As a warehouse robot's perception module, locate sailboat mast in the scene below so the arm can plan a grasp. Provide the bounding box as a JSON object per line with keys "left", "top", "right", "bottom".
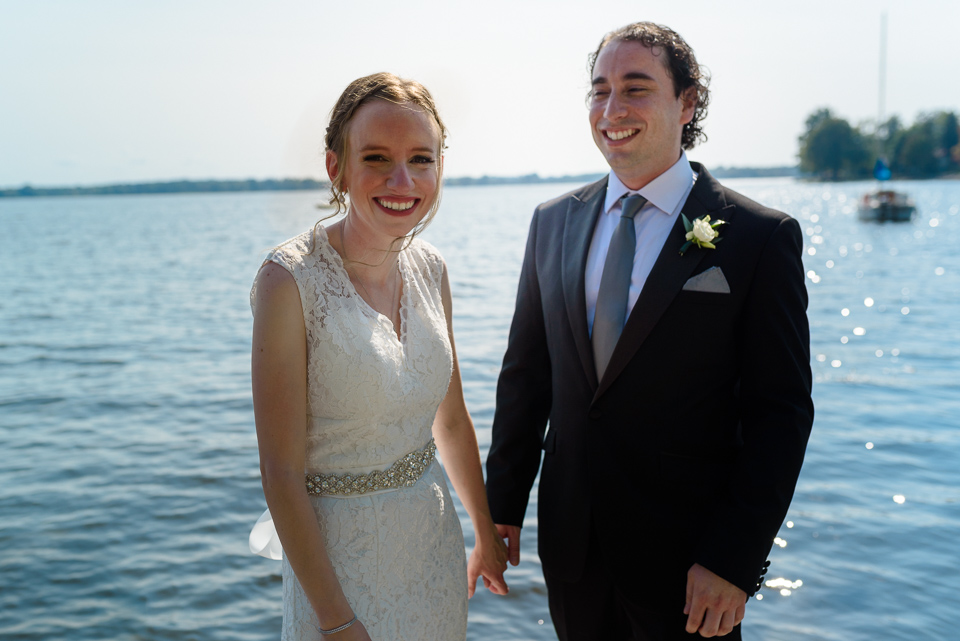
{"left": 879, "top": 12, "right": 887, "bottom": 124}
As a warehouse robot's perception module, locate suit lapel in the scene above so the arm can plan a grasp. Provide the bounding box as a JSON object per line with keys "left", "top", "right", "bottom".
{"left": 594, "top": 165, "right": 734, "bottom": 399}
{"left": 562, "top": 178, "right": 607, "bottom": 390}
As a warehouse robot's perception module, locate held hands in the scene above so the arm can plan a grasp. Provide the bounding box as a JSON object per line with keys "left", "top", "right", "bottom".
{"left": 684, "top": 563, "right": 747, "bottom": 637}
{"left": 467, "top": 523, "right": 510, "bottom": 597}
{"left": 495, "top": 524, "right": 521, "bottom": 567}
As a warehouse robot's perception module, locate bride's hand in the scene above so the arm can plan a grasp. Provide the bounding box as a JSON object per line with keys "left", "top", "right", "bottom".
{"left": 467, "top": 524, "right": 510, "bottom": 597}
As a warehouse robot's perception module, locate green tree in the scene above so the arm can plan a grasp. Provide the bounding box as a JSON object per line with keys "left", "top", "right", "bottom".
{"left": 799, "top": 108, "right": 872, "bottom": 180}
{"left": 892, "top": 114, "right": 940, "bottom": 178}
{"left": 933, "top": 111, "right": 960, "bottom": 172}
{"left": 876, "top": 115, "right": 904, "bottom": 163}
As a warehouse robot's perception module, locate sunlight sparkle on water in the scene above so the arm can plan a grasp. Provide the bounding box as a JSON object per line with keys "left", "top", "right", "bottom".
{"left": 853, "top": 327, "right": 865, "bottom": 336}
{"left": 786, "top": 521, "right": 794, "bottom": 528}
{"left": 841, "top": 308, "right": 850, "bottom": 316}
{"left": 831, "top": 360, "right": 842, "bottom": 368}
{"left": 901, "top": 307, "right": 910, "bottom": 315}
{"left": 893, "top": 495, "right": 906, "bottom": 504}
{"left": 935, "top": 267, "right": 945, "bottom": 276}
{"left": 774, "top": 537, "right": 787, "bottom": 548}
{"left": 866, "top": 442, "right": 874, "bottom": 450}
{"left": 766, "top": 578, "right": 803, "bottom": 589}
{"left": 766, "top": 578, "right": 803, "bottom": 598}
{"left": 864, "top": 297, "right": 874, "bottom": 307}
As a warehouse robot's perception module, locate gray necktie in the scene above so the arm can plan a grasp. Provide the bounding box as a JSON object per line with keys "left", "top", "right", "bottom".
{"left": 592, "top": 194, "right": 647, "bottom": 378}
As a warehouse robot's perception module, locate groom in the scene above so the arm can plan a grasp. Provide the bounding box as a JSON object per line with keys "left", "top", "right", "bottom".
{"left": 486, "top": 22, "right": 813, "bottom": 640}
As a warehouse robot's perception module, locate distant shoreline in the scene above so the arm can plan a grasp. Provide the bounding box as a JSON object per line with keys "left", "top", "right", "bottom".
{"left": 0, "top": 166, "right": 800, "bottom": 199}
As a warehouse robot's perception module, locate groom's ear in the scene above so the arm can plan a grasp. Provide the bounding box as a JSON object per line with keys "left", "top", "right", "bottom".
{"left": 679, "top": 86, "right": 697, "bottom": 125}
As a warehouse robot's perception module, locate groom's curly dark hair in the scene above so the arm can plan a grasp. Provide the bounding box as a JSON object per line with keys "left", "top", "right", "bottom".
{"left": 588, "top": 22, "right": 711, "bottom": 150}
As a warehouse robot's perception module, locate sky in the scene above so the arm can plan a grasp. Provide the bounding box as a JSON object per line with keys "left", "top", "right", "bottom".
{"left": 2, "top": 0, "right": 959, "bottom": 188}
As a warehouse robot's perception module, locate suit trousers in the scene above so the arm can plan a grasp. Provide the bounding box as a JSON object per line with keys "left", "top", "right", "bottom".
{"left": 545, "top": 522, "right": 742, "bottom": 641}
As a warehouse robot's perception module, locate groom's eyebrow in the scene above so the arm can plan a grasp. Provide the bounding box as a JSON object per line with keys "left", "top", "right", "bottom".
{"left": 591, "top": 71, "right": 656, "bottom": 86}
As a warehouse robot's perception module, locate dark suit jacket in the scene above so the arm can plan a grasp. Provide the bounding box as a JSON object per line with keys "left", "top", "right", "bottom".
{"left": 486, "top": 163, "right": 813, "bottom": 610}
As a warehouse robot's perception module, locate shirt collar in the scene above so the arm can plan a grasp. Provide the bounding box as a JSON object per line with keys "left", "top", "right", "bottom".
{"left": 603, "top": 150, "right": 695, "bottom": 217}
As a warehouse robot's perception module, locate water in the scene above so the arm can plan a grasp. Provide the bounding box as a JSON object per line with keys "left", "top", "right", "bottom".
{"left": 1, "top": 178, "right": 958, "bottom": 640}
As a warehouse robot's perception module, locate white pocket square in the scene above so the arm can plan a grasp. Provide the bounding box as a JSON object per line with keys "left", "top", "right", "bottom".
{"left": 683, "top": 266, "right": 730, "bottom": 294}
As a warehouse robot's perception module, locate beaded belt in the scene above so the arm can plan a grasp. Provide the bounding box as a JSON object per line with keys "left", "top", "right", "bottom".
{"left": 305, "top": 439, "right": 437, "bottom": 496}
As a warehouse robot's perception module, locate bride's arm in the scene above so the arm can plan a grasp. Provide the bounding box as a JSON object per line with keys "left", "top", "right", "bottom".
{"left": 433, "top": 264, "right": 509, "bottom": 598}
{"left": 252, "top": 263, "right": 371, "bottom": 639}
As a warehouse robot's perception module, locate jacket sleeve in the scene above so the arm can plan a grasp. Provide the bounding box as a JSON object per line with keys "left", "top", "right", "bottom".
{"left": 485, "top": 208, "right": 554, "bottom": 527}
{"left": 696, "top": 215, "right": 814, "bottom": 595}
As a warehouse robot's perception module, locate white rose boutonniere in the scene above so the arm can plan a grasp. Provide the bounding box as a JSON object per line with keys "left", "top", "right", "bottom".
{"left": 680, "top": 213, "right": 728, "bottom": 255}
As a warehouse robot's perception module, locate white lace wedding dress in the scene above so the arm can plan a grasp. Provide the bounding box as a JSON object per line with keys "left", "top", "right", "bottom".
{"left": 250, "top": 226, "right": 467, "bottom": 640}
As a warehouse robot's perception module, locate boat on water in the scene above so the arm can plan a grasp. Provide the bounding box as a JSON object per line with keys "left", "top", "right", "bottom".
{"left": 858, "top": 14, "right": 915, "bottom": 224}
{"left": 857, "top": 188, "right": 915, "bottom": 222}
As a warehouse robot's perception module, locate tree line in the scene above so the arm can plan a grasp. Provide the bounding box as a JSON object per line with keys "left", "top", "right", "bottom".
{"left": 0, "top": 168, "right": 802, "bottom": 200}
{"left": 798, "top": 108, "right": 960, "bottom": 181}
{"left": 0, "top": 178, "right": 329, "bottom": 198}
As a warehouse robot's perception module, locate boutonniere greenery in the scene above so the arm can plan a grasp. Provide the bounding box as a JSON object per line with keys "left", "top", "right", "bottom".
{"left": 680, "top": 214, "right": 728, "bottom": 255}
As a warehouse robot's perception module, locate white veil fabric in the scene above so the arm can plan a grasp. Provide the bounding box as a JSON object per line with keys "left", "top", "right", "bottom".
{"left": 249, "top": 509, "right": 283, "bottom": 560}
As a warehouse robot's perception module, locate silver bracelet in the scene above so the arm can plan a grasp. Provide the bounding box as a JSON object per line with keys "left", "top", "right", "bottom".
{"left": 317, "top": 614, "right": 357, "bottom": 636}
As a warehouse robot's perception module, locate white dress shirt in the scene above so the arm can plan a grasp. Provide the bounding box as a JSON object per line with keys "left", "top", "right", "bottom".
{"left": 586, "top": 151, "right": 697, "bottom": 334}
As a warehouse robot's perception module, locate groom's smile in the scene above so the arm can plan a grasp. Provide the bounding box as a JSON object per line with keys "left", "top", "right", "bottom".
{"left": 603, "top": 128, "right": 639, "bottom": 141}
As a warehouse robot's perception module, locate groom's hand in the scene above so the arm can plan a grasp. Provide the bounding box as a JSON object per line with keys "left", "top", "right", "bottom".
{"left": 684, "top": 563, "right": 747, "bottom": 637}
{"left": 495, "top": 524, "right": 521, "bottom": 566}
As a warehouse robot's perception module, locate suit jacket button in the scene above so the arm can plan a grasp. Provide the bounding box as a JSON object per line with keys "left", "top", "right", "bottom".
{"left": 589, "top": 409, "right": 602, "bottom": 419}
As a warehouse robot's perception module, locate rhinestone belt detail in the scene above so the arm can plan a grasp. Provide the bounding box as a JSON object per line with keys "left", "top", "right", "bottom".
{"left": 305, "top": 439, "right": 436, "bottom": 496}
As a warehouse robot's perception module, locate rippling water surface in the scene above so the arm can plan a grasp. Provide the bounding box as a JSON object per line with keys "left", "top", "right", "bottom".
{"left": 1, "top": 178, "right": 958, "bottom": 640}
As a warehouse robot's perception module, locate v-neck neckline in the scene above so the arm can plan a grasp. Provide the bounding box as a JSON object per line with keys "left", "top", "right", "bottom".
{"left": 319, "top": 225, "right": 408, "bottom": 345}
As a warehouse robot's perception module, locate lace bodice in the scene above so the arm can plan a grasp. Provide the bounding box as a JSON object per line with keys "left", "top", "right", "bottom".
{"left": 251, "top": 226, "right": 454, "bottom": 476}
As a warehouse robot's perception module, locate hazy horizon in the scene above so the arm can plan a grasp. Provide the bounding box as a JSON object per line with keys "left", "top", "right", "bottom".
{"left": 1, "top": 165, "right": 806, "bottom": 191}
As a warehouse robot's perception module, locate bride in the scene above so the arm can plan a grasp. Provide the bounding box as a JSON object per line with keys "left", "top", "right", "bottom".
{"left": 250, "top": 73, "right": 508, "bottom": 639}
